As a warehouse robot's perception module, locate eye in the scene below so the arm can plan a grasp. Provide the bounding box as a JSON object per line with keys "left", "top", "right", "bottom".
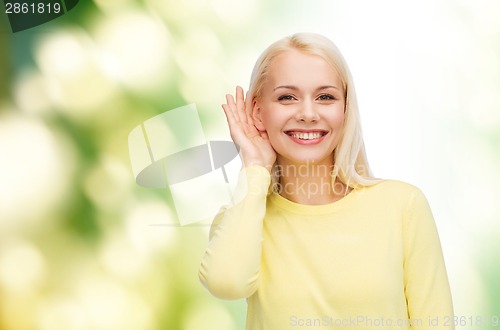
{"left": 317, "top": 94, "right": 336, "bottom": 101}
{"left": 277, "top": 94, "right": 296, "bottom": 101}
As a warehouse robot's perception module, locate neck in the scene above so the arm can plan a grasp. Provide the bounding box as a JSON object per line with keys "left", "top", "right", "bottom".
{"left": 276, "top": 157, "right": 349, "bottom": 205}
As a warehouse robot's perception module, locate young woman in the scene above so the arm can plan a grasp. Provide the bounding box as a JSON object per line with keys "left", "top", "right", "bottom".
{"left": 199, "top": 33, "right": 454, "bottom": 330}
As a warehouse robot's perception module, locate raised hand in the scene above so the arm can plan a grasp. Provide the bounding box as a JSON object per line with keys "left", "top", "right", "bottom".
{"left": 222, "top": 86, "right": 276, "bottom": 171}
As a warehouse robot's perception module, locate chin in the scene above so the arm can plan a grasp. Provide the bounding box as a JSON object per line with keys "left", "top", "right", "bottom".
{"left": 277, "top": 151, "right": 334, "bottom": 166}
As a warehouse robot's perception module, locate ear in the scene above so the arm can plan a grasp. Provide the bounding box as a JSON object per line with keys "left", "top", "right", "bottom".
{"left": 251, "top": 99, "right": 266, "bottom": 131}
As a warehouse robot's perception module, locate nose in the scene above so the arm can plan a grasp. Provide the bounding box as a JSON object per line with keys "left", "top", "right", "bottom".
{"left": 295, "top": 100, "right": 320, "bottom": 122}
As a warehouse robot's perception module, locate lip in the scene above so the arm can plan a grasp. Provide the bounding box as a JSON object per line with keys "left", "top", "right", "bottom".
{"left": 284, "top": 129, "right": 329, "bottom": 145}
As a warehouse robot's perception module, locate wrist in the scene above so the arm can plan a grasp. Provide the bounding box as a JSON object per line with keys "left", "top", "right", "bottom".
{"left": 242, "top": 160, "right": 273, "bottom": 173}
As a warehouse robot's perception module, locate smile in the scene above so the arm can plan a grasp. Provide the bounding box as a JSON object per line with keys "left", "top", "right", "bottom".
{"left": 284, "top": 130, "right": 329, "bottom": 145}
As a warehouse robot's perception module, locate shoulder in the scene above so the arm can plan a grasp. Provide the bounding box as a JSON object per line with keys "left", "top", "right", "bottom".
{"left": 363, "top": 179, "right": 422, "bottom": 195}
{"left": 359, "top": 179, "right": 428, "bottom": 209}
{"left": 368, "top": 179, "right": 421, "bottom": 193}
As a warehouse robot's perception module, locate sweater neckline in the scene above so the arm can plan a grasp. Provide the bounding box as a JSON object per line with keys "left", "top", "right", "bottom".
{"left": 269, "top": 186, "right": 361, "bottom": 215}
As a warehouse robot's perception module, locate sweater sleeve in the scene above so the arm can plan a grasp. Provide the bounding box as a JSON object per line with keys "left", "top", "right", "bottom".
{"left": 403, "top": 188, "right": 455, "bottom": 329}
{"left": 198, "top": 165, "right": 270, "bottom": 300}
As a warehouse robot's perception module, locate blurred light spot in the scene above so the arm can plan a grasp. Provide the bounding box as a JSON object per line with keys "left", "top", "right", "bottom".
{"left": 125, "top": 201, "right": 178, "bottom": 254}
{"left": 0, "top": 293, "right": 39, "bottom": 330}
{"left": 99, "top": 233, "right": 149, "bottom": 279}
{"left": 35, "top": 29, "right": 117, "bottom": 116}
{"left": 173, "top": 29, "right": 226, "bottom": 106}
{"left": 210, "top": 0, "right": 256, "bottom": 24}
{"left": 83, "top": 155, "right": 134, "bottom": 211}
{"left": 36, "top": 30, "right": 86, "bottom": 77}
{"left": 76, "top": 279, "right": 153, "bottom": 329}
{"left": 0, "top": 240, "right": 46, "bottom": 292}
{"left": 93, "top": 10, "right": 171, "bottom": 92}
{"left": 0, "top": 115, "right": 74, "bottom": 232}
{"left": 182, "top": 299, "right": 235, "bottom": 330}
{"left": 93, "top": 0, "right": 134, "bottom": 12}
{"left": 173, "top": 28, "right": 221, "bottom": 79}
{"left": 14, "top": 70, "right": 52, "bottom": 115}
{"left": 225, "top": 46, "right": 260, "bottom": 90}
{"left": 145, "top": 0, "right": 209, "bottom": 24}
{"left": 179, "top": 75, "right": 226, "bottom": 108}
{"left": 37, "top": 297, "right": 87, "bottom": 330}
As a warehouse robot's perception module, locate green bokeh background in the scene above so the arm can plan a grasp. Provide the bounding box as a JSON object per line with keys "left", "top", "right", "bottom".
{"left": 1, "top": 0, "right": 499, "bottom": 329}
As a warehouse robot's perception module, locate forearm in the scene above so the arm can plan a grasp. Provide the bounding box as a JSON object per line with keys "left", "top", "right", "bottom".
{"left": 198, "top": 165, "right": 270, "bottom": 299}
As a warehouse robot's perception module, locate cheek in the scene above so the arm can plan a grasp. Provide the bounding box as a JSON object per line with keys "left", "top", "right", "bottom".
{"left": 260, "top": 108, "right": 285, "bottom": 131}
{"left": 327, "top": 107, "right": 345, "bottom": 129}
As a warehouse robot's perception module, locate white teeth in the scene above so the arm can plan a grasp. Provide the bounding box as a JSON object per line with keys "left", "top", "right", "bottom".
{"left": 290, "top": 132, "right": 323, "bottom": 140}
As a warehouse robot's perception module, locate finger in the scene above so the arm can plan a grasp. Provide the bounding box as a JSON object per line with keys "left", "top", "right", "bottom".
{"left": 225, "top": 93, "right": 239, "bottom": 123}
{"left": 235, "top": 86, "right": 248, "bottom": 124}
{"left": 245, "top": 90, "right": 254, "bottom": 125}
{"left": 226, "top": 93, "right": 236, "bottom": 109}
{"left": 221, "top": 103, "right": 236, "bottom": 127}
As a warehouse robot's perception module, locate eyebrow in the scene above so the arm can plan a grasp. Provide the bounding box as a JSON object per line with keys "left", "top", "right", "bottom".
{"left": 273, "top": 85, "right": 340, "bottom": 92}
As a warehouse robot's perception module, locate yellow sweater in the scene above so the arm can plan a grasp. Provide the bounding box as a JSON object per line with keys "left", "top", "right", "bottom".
{"left": 199, "top": 166, "right": 454, "bottom": 329}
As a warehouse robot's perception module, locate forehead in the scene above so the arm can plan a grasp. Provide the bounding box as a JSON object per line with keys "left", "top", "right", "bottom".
{"left": 266, "top": 50, "right": 343, "bottom": 88}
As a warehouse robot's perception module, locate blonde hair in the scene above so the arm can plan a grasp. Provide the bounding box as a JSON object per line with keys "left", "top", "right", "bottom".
{"left": 248, "top": 32, "right": 379, "bottom": 188}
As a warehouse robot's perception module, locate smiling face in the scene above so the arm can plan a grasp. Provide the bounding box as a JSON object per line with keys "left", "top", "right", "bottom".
{"left": 253, "top": 49, "right": 346, "bottom": 167}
